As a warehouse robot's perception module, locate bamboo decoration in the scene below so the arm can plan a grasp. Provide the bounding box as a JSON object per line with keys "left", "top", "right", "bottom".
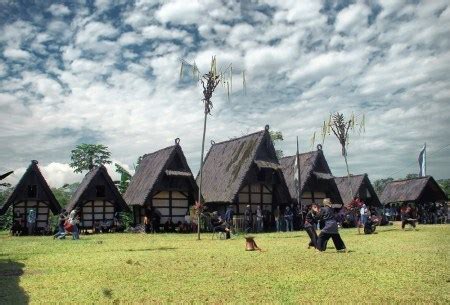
{"left": 180, "top": 56, "right": 245, "bottom": 240}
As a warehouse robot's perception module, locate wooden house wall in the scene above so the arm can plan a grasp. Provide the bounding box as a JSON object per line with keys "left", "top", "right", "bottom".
{"left": 13, "top": 200, "right": 50, "bottom": 229}
{"left": 133, "top": 175, "right": 196, "bottom": 224}
{"left": 79, "top": 200, "right": 115, "bottom": 229}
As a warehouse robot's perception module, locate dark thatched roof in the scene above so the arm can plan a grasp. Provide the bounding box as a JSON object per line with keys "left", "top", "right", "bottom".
{"left": 66, "top": 165, "right": 129, "bottom": 212}
{"left": 380, "top": 176, "right": 447, "bottom": 204}
{"left": 197, "top": 128, "right": 290, "bottom": 204}
{"left": 124, "top": 144, "right": 197, "bottom": 206}
{"left": 279, "top": 150, "right": 338, "bottom": 202}
{"left": 0, "top": 160, "right": 61, "bottom": 215}
{"left": 334, "top": 174, "right": 381, "bottom": 206}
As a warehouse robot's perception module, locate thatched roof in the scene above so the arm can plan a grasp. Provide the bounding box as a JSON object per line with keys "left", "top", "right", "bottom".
{"left": 279, "top": 150, "right": 336, "bottom": 201}
{"left": 334, "top": 174, "right": 381, "bottom": 206}
{"left": 197, "top": 127, "right": 290, "bottom": 204}
{"left": 380, "top": 176, "right": 447, "bottom": 204}
{"left": 124, "top": 143, "right": 197, "bottom": 206}
{"left": 66, "top": 165, "right": 129, "bottom": 212}
{"left": 0, "top": 160, "right": 61, "bottom": 215}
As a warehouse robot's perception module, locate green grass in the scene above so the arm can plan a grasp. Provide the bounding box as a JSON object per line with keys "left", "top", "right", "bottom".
{"left": 1, "top": 223, "right": 449, "bottom": 304}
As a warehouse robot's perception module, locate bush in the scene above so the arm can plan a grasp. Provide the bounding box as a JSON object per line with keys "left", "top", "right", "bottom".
{"left": 0, "top": 206, "right": 13, "bottom": 230}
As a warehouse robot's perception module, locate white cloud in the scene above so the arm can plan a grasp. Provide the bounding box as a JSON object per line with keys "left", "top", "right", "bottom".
{"left": 335, "top": 2, "right": 371, "bottom": 33}
{"left": 48, "top": 4, "right": 71, "bottom": 16}
{"left": 155, "top": 0, "right": 202, "bottom": 25}
{"left": 0, "top": 0, "right": 450, "bottom": 185}
{"left": 3, "top": 48, "right": 31, "bottom": 60}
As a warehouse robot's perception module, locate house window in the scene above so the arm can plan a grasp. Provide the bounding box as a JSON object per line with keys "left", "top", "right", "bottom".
{"left": 27, "top": 185, "right": 37, "bottom": 198}
{"left": 96, "top": 185, "right": 106, "bottom": 197}
{"left": 257, "top": 169, "right": 266, "bottom": 182}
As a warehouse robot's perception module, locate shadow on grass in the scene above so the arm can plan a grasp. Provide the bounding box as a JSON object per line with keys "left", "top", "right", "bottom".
{"left": 0, "top": 259, "right": 28, "bottom": 304}
{"left": 126, "top": 247, "right": 177, "bottom": 252}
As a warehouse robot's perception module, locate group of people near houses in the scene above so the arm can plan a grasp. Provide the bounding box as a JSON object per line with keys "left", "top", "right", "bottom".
{"left": 53, "top": 209, "right": 80, "bottom": 240}
{"left": 383, "top": 202, "right": 447, "bottom": 224}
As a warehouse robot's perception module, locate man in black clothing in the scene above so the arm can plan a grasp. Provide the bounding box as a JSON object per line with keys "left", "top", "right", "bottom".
{"left": 317, "top": 198, "right": 347, "bottom": 252}
{"left": 401, "top": 205, "right": 417, "bottom": 230}
{"left": 304, "top": 204, "right": 319, "bottom": 249}
{"left": 211, "top": 212, "right": 230, "bottom": 239}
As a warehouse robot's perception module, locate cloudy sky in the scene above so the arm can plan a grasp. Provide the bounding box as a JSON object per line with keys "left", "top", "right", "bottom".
{"left": 1, "top": 0, "right": 449, "bottom": 188}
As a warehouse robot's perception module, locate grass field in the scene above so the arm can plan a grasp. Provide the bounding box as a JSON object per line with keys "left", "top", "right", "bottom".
{"left": 1, "top": 223, "right": 449, "bottom": 304}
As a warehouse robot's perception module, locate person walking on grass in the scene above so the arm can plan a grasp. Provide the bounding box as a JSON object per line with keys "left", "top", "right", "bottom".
{"left": 304, "top": 204, "right": 320, "bottom": 249}
{"left": 317, "top": 198, "right": 347, "bottom": 253}
{"left": 284, "top": 206, "right": 293, "bottom": 232}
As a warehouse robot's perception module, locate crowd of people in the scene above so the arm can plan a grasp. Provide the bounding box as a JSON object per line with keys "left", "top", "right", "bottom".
{"left": 383, "top": 202, "right": 447, "bottom": 224}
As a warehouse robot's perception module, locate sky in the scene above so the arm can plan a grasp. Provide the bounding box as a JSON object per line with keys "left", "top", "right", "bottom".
{"left": 1, "top": 0, "right": 449, "bottom": 188}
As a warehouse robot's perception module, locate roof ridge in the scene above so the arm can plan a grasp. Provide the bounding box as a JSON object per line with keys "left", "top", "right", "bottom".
{"left": 280, "top": 151, "right": 318, "bottom": 160}
{"left": 141, "top": 145, "right": 176, "bottom": 159}
{"left": 210, "top": 129, "right": 265, "bottom": 146}
{"left": 390, "top": 176, "right": 430, "bottom": 183}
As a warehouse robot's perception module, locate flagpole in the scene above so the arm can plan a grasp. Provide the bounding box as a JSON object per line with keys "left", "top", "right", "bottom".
{"left": 296, "top": 136, "right": 302, "bottom": 215}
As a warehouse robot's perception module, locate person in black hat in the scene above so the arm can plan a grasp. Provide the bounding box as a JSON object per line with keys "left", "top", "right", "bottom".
{"left": 317, "top": 198, "right": 347, "bottom": 252}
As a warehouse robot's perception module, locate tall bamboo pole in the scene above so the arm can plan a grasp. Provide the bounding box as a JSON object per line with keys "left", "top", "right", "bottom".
{"left": 197, "top": 108, "right": 208, "bottom": 240}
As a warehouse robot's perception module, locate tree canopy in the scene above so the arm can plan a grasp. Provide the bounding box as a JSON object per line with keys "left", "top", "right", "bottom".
{"left": 70, "top": 144, "right": 112, "bottom": 173}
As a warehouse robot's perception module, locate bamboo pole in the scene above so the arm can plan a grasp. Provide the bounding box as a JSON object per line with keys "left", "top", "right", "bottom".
{"left": 197, "top": 108, "right": 208, "bottom": 240}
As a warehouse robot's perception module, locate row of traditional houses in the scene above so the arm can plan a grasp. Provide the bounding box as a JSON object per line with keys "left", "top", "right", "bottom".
{"left": 0, "top": 126, "right": 447, "bottom": 232}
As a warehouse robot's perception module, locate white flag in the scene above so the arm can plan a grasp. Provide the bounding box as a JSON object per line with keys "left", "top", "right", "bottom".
{"left": 418, "top": 143, "right": 426, "bottom": 177}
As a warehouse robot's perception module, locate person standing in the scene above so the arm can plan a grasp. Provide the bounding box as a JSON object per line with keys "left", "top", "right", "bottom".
{"left": 27, "top": 208, "right": 36, "bottom": 235}
{"left": 274, "top": 206, "right": 282, "bottom": 232}
{"left": 358, "top": 202, "right": 369, "bottom": 235}
{"left": 317, "top": 198, "right": 347, "bottom": 252}
{"left": 224, "top": 205, "right": 234, "bottom": 225}
{"left": 284, "top": 206, "right": 293, "bottom": 232}
{"left": 255, "top": 206, "right": 264, "bottom": 233}
{"left": 69, "top": 209, "right": 80, "bottom": 240}
{"left": 244, "top": 205, "right": 253, "bottom": 234}
{"left": 304, "top": 204, "right": 320, "bottom": 249}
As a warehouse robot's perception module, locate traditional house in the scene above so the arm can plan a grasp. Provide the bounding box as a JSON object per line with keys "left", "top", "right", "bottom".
{"left": 380, "top": 176, "right": 447, "bottom": 205}
{"left": 279, "top": 146, "right": 342, "bottom": 208}
{"left": 334, "top": 174, "right": 380, "bottom": 207}
{"left": 66, "top": 165, "right": 129, "bottom": 229}
{"left": 124, "top": 139, "right": 198, "bottom": 225}
{"left": 198, "top": 126, "right": 291, "bottom": 215}
{"left": 0, "top": 160, "right": 61, "bottom": 233}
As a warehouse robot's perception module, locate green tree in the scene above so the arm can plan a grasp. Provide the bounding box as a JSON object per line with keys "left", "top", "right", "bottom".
{"left": 0, "top": 184, "right": 13, "bottom": 230}
{"left": 115, "top": 163, "right": 132, "bottom": 194}
{"left": 405, "top": 173, "right": 419, "bottom": 179}
{"left": 437, "top": 179, "right": 450, "bottom": 197}
{"left": 70, "top": 144, "right": 112, "bottom": 173}
{"left": 373, "top": 177, "right": 394, "bottom": 196}
{"left": 269, "top": 130, "right": 284, "bottom": 159}
{"left": 51, "top": 183, "right": 79, "bottom": 208}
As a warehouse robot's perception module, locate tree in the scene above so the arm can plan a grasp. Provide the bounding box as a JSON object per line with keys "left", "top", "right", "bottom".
{"left": 51, "top": 183, "right": 79, "bottom": 208}
{"left": 405, "top": 173, "right": 419, "bottom": 179}
{"left": 115, "top": 163, "right": 132, "bottom": 194}
{"left": 269, "top": 130, "right": 284, "bottom": 159}
{"left": 181, "top": 56, "right": 244, "bottom": 240}
{"left": 373, "top": 177, "right": 394, "bottom": 196}
{"left": 317, "top": 112, "right": 365, "bottom": 199}
{"left": 70, "top": 144, "right": 112, "bottom": 173}
{"left": 437, "top": 179, "right": 450, "bottom": 197}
